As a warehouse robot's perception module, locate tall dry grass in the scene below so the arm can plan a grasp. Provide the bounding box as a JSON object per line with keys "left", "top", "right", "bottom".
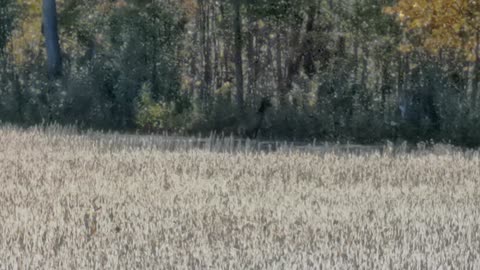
{"left": 0, "top": 125, "right": 479, "bottom": 269}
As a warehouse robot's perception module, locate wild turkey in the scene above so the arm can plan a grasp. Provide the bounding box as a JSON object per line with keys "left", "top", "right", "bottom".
{"left": 244, "top": 97, "right": 272, "bottom": 139}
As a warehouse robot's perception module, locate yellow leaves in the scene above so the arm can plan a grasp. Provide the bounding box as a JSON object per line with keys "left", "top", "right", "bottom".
{"left": 181, "top": 74, "right": 193, "bottom": 90}
{"left": 466, "top": 52, "right": 477, "bottom": 62}
{"left": 382, "top": 6, "right": 406, "bottom": 21}
{"left": 7, "top": 2, "right": 42, "bottom": 66}
{"left": 215, "top": 82, "right": 233, "bottom": 97}
{"left": 384, "top": 0, "right": 480, "bottom": 60}
{"left": 452, "top": 22, "right": 462, "bottom": 33}
{"left": 180, "top": 0, "right": 198, "bottom": 18}
{"left": 382, "top": 6, "right": 395, "bottom": 15}
{"left": 16, "top": 0, "right": 42, "bottom": 14}
{"left": 410, "top": 18, "right": 425, "bottom": 28}
{"left": 115, "top": 0, "right": 128, "bottom": 9}
{"left": 257, "top": 19, "right": 266, "bottom": 29}
{"left": 398, "top": 43, "right": 414, "bottom": 53}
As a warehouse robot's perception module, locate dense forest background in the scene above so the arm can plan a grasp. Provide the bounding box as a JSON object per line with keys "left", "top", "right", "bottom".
{"left": 1, "top": 0, "right": 479, "bottom": 145}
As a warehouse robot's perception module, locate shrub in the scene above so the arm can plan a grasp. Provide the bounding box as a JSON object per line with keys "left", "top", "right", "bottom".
{"left": 135, "top": 87, "right": 191, "bottom": 134}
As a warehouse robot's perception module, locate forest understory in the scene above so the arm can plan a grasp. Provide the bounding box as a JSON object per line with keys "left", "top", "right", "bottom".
{"left": 1, "top": 0, "right": 480, "bottom": 146}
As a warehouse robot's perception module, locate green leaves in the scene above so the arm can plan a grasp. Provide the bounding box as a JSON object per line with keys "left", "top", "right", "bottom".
{"left": 246, "top": 0, "right": 304, "bottom": 23}
{"left": 0, "top": 0, "right": 17, "bottom": 52}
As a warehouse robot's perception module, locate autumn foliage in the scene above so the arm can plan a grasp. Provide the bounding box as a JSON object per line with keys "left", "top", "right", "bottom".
{"left": 385, "top": 0, "right": 480, "bottom": 60}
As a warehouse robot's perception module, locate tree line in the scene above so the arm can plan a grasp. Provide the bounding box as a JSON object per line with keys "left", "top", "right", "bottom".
{"left": 1, "top": 0, "right": 479, "bottom": 146}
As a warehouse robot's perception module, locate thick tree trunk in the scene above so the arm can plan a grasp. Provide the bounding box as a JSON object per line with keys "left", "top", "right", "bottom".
{"left": 42, "top": 0, "right": 62, "bottom": 79}
{"left": 233, "top": 0, "right": 244, "bottom": 110}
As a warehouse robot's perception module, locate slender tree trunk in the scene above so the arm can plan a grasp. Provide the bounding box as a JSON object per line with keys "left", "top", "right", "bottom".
{"left": 303, "top": 3, "right": 317, "bottom": 78}
{"left": 280, "top": 26, "right": 302, "bottom": 106}
{"left": 198, "top": 0, "right": 206, "bottom": 102}
{"left": 223, "top": 40, "right": 231, "bottom": 83}
{"left": 360, "top": 46, "right": 369, "bottom": 90}
{"left": 380, "top": 60, "right": 391, "bottom": 117}
{"left": 404, "top": 53, "right": 410, "bottom": 94}
{"left": 396, "top": 54, "right": 404, "bottom": 99}
{"left": 190, "top": 31, "right": 198, "bottom": 97}
{"left": 460, "top": 60, "right": 468, "bottom": 96}
{"left": 266, "top": 30, "right": 274, "bottom": 93}
{"left": 246, "top": 16, "right": 257, "bottom": 108}
{"left": 203, "top": 0, "right": 212, "bottom": 103}
{"left": 254, "top": 26, "right": 263, "bottom": 94}
{"left": 219, "top": 1, "right": 231, "bottom": 84}
{"left": 212, "top": 4, "right": 222, "bottom": 89}
{"left": 149, "top": 11, "right": 160, "bottom": 99}
{"left": 471, "top": 31, "right": 480, "bottom": 111}
{"left": 233, "top": 0, "right": 244, "bottom": 110}
{"left": 275, "top": 32, "right": 284, "bottom": 99}
{"left": 152, "top": 38, "right": 158, "bottom": 97}
{"left": 353, "top": 37, "right": 359, "bottom": 83}
{"left": 360, "top": 45, "right": 370, "bottom": 111}
{"left": 13, "top": 70, "right": 24, "bottom": 122}
{"left": 42, "top": 0, "right": 62, "bottom": 79}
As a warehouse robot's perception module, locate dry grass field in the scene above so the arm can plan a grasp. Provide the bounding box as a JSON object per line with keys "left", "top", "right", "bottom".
{"left": 1, "top": 126, "right": 480, "bottom": 269}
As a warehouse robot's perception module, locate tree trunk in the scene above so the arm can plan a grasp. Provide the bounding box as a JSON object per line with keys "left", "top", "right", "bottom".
{"left": 246, "top": 16, "right": 256, "bottom": 108}
{"left": 396, "top": 54, "right": 404, "bottom": 98}
{"left": 42, "top": 0, "right": 62, "bottom": 79}
{"left": 303, "top": 4, "right": 317, "bottom": 78}
{"left": 219, "top": 1, "right": 231, "bottom": 84}
{"left": 380, "top": 60, "right": 391, "bottom": 117}
{"left": 198, "top": 0, "right": 206, "bottom": 102}
{"left": 266, "top": 30, "right": 274, "bottom": 92}
{"left": 278, "top": 3, "right": 316, "bottom": 106}
{"left": 279, "top": 26, "right": 302, "bottom": 106}
{"left": 190, "top": 31, "right": 198, "bottom": 97}
{"left": 359, "top": 45, "right": 370, "bottom": 111}
{"left": 212, "top": 4, "right": 222, "bottom": 89}
{"left": 197, "top": 0, "right": 212, "bottom": 104}
{"left": 360, "top": 46, "right": 369, "bottom": 90}
{"left": 471, "top": 31, "right": 480, "bottom": 111}
{"left": 353, "top": 37, "right": 359, "bottom": 82}
{"left": 233, "top": 0, "right": 244, "bottom": 110}
{"left": 203, "top": 0, "right": 212, "bottom": 101}
{"left": 275, "top": 32, "right": 283, "bottom": 97}
{"left": 13, "top": 71, "right": 24, "bottom": 122}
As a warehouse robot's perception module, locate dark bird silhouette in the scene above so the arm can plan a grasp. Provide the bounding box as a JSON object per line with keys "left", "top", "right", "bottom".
{"left": 245, "top": 97, "right": 272, "bottom": 139}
